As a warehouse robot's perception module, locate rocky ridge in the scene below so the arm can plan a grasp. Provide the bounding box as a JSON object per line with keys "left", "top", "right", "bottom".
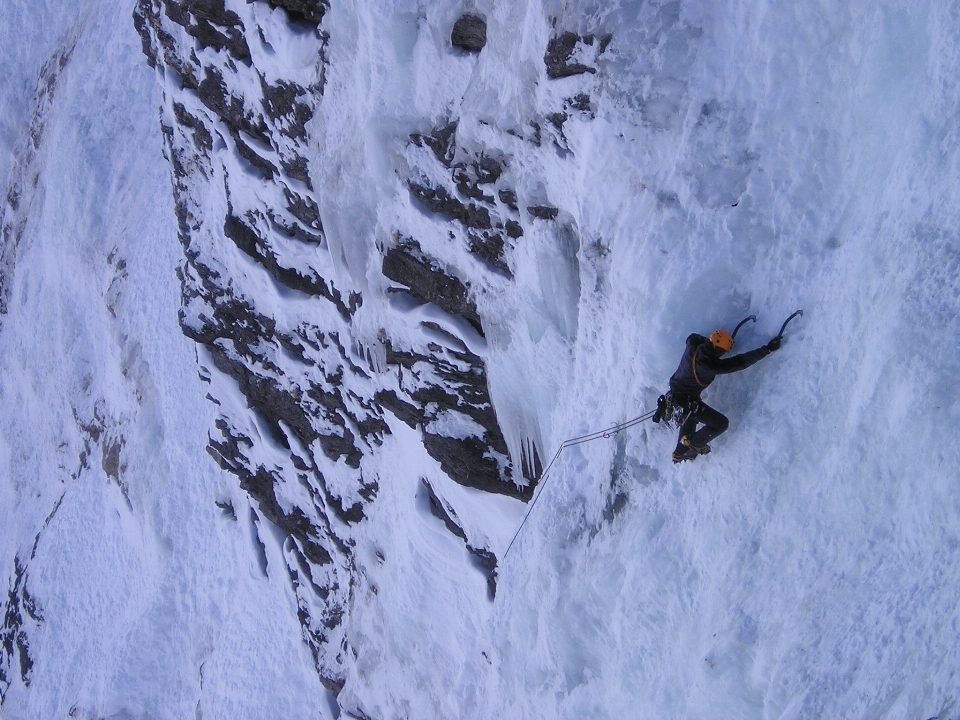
{"left": 133, "top": 0, "right": 610, "bottom": 704}
{"left": 131, "top": 0, "right": 553, "bottom": 696}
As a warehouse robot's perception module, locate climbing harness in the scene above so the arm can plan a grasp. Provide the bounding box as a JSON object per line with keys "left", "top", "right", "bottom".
{"left": 502, "top": 407, "right": 657, "bottom": 560}
{"left": 653, "top": 392, "right": 699, "bottom": 428}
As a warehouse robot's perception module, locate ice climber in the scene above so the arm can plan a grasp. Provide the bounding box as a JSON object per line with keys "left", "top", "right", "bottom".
{"left": 660, "top": 327, "right": 781, "bottom": 463}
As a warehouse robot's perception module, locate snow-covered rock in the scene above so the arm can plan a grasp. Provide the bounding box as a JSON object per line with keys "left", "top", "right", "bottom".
{"left": 132, "top": 0, "right": 538, "bottom": 696}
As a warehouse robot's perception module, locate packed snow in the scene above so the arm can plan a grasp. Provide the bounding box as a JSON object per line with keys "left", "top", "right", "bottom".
{"left": 2, "top": 0, "right": 960, "bottom": 718}
{"left": 0, "top": 3, "right": 328, "bottom": 718}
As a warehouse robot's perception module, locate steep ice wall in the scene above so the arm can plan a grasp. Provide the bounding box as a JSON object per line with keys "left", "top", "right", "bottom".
{"left": 474, "top": 1, "right": 960, "bottom": 719}
{"left": 295, "top": 0, "right": 960, "bottom": 716}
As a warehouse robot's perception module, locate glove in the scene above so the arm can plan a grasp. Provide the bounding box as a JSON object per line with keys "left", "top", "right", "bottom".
{"left": 766, "top": 336, "right": 782, "bottom": 352}
{"left": 653, "top": 394, "right": 667, "bottom": 423}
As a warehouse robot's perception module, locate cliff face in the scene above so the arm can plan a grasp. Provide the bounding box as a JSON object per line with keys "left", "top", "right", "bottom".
{"left": 7, "top": 1, "right": 960, "bottom": 718}
{"left": 132, "top": 0, "right": 559, "bottom": 693}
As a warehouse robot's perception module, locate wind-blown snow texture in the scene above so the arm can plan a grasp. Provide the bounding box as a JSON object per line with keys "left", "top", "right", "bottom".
{"left": 2, "top": 0, "right": 960, "bottom": 718}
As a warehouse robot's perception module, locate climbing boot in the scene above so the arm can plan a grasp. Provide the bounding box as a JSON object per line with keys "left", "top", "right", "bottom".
{"left": 682, "top": 436, "right": 711, "bottom": 456}
{"left": 672, "top": 444, "right": 697, "bottom": 463}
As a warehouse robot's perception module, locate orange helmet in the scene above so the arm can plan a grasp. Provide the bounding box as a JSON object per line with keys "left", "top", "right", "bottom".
{"left": 710, "top": 329, "right": 734, "bottom": 352}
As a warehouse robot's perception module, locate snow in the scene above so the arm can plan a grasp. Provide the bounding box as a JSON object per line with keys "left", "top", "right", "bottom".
{"left": 3, "top": 0, "right": 960, "bottom": 718}
{"left": 0, "top": 1, "right": 329, "bottom": 718}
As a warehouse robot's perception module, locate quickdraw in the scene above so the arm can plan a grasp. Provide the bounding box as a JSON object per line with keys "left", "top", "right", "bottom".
{"left": 654, "top": 393, "right": 699, "bottom": 429}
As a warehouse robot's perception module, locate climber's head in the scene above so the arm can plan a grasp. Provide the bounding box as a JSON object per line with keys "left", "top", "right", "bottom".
{"left": 709, "top": 328, "right": 734, "bottom": 355}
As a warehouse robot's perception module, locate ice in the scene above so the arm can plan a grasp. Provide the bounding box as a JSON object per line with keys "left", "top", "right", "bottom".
{"left": 406, "top": 2, "right": 959, "bottom": 719}
{"left": 474, "top": 0, "right": 960, "bottom": 716}
{"left": 3, "top": 0, "right": 960, "bottom": 717}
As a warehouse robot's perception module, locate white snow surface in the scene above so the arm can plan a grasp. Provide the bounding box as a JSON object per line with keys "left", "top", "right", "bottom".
{"left": 3, "top": 0, "right": 960, "bottom": 718}
{"left": 0, "top": 2, "right": 328, "bottom": 718}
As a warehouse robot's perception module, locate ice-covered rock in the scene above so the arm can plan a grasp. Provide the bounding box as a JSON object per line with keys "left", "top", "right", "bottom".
{"left": 132, "top": 0, "right": 531, "bottom": 695}
{"left": 4, "top": 0, "right": 960, "bottom": 718}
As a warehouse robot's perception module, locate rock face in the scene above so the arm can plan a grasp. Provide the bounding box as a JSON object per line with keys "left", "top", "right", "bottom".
{"left": 544, "top": 31, "right": 611, "bottom": 79}
{"left": 451, "top": 14, "right": 486, "bottom": 52}
{"left": 408, "top": 121, "right": 521, "bottom": 277}
{"left": 0, "top": 559, "right": 40, "bottom": 701}
{"left": 133, "top": 0, "right": 537, "bottom": 698}
{"left": 134, "top": 0, "right": 607, "bottom": 708}
{"left": 382, "top": 240, "right": 483, "bottom": 332}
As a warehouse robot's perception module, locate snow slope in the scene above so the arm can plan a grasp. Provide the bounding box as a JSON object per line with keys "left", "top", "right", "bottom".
{"left": 2, "top": 0, "right": 960, "bottom": 718}
{"left": 0, "top": 2, "right": 329, "bottom": 717}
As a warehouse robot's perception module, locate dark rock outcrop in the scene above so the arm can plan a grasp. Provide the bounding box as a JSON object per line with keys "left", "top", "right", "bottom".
{"left": 528, "top": 204, "right": 559, "bottom": 220}
{"left": 410, "top": 120, "right": 457, "bottom": 167}
{"left": 451, "top": 14, "right": 486, "bottom": 52}
{"left": 422, "top": 478, "right": 467, "bottom": 540}
{"left": 0, "top": 559, "right": 40, "bottom": 702}
{"left": 408, "top": 181, "right": 492, "bottom": 230}
{"left": 261, "top": 0, "right": 327, "bottom": 25}
{"left": 544, "top": 31, "right": 611, "bottom": 79}
{"left": 422, "top": 478, "right": 498, "bottom": 598}
{"left": 467, "top": 546, "right": 498, "bottom": 599}
{"left": 382, "top": 240, "right": 482, "bottom": 333}
{"left": 468, "top": 231, "right": 510, "bottom": 276}
{"left": 384, "top": 335, "right": 529, "bottom": 500}
{"left": 406, "top": 121, "right": 519, "bottom": 272}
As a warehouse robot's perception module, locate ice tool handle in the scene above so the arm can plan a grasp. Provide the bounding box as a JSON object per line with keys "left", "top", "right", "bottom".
{"left": 731, "top": 314, "right": 757, "bottom": 341}
{"left": 776, "top": 309, "right": 804, "bottom": 340}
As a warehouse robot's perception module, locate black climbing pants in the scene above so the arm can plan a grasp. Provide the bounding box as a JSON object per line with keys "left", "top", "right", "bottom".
{"left": 676, "top": 400, "right": 729, "bottom": 449}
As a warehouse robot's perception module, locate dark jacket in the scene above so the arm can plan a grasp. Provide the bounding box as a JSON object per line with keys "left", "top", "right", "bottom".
{"left": 669, "top": 333, "right": 770, "bottom": 401}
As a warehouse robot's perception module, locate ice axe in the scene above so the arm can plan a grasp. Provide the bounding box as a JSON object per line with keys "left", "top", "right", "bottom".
{"left": 730, "top": 310, "right": 802, "bottom": 346}
{"left": 731, "top": 314, "right": 757, "bottom": 341}
{"left": 775, "top": 309, "right": 804, "bottom": 341}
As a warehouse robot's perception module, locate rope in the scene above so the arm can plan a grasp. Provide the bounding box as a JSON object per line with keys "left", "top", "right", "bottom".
{"left": 501, "top": 407, "right": 657, "bottom": 560}
{"left": 691, "top": 346, "right": 705, "bottom": 387}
